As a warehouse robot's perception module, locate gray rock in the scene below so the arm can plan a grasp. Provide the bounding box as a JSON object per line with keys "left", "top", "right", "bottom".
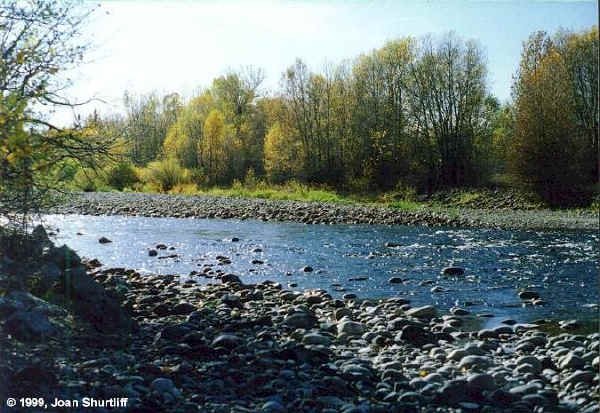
{"left": 438, "top": 379, "right": 468, "bottom": 404}
{"left": 559, "top": 353, "right": 585, "bottom": 370}
{"left": 284, "top": 312, "right": 317, "bottom": 329}
{"left": 4, "top": 308, "right": 57, "bottom": 342}
{"left": 405, "top": 305, "right": 438, "bottom": 319}
{"left": 262, "top": 400, "right": 286, "bottom": 413}
{"left": 337, "top": 320, "right": 366, "bottom": 336}
{"left": 517, "top": 356, "right": 542, "bottom": 373}
{"left": 450, "top": 307, "right": 470, "bottom": 316}
{"left": 150, "top": 377, "right": 181, "bottom": 398}
{"left": 171, "top": 302, "right": 196, "bottom": 315}
{"left": 441, "top": 266, "right": 465, "bottom": 276}
{"left": 562, "top": 370, "right": 594, "bottom": 386}
{"left": 518, "top": 290, "right": 540, "bottom": 300}
{"left": 211, "top": 333, "right": 242, "bottom": 349}
{"left": 458, "top": 355, "right": 492, "bottom": 370}
{"left": 221, "top": 294, "right": 242, "bottom": 308}
{"left": 303, "top": 333, "right": 331, "bottom": 346}
{"left": 399, "top": 324, "right": 435, "bottom": 346}
{"left": 509, "top": 382, "right": 542, "bottom": 396}
{"left": 466, "top": 373, "right": 496, "bottom": 392}
{"left": 221, "top": 273, "right": 242, "bottom": 284}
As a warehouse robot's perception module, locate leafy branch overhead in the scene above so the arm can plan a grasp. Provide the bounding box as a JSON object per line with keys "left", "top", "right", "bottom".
{"left": 0, "top": 0, "right": 113, "bottom": 226}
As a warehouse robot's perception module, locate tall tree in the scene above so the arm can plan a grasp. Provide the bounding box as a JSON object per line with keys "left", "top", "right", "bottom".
{"left": 510, "top": 31, "right": 587, "bottom": 205}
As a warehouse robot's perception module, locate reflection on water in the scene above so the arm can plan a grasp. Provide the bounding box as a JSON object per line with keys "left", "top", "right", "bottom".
{"left": 43, "top": 214, "right": 599, "bottom": 325}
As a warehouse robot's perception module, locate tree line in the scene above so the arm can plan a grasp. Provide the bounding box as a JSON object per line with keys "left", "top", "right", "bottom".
{"left": 81, "top": 27, "right": 597, "bottom": 206}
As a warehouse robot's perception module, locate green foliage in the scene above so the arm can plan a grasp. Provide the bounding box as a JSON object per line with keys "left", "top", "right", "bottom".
{"left": 104, "top": 161, "right": 139, "bottom": 190}
{"left": 139, "top": 158, "right": 192, "bottom": 192}
{"left": 200, "top": 180, "right": 349, "bottom": 203}
{"left": 66, "top": 28, "right": 596, "bottom": 209}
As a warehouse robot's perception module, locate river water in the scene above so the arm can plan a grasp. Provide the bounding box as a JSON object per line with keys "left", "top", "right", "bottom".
{"left": 43, "top": 214, "right": 598, "bottom": 325}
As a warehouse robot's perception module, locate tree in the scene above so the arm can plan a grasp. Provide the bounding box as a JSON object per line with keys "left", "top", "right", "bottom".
{"left": 263, "top": 122, "right": 301, "bottom": 183}
{"left": 199, "top": 109, "right": 234, "bottom": 185}
{"left": 557, "top": 27, "right": 599, "bottom": 183}
{"left": 163, "top": 92, "right": 211, "bottom": 169}
{"left": 510, "top": 31, "right": 589, "bottom": 205}
{"left": 0, "top": 0, "right": 111, "bottom": 234}
{"left": 408, "top": 34, "right": 488, "bottom": 189}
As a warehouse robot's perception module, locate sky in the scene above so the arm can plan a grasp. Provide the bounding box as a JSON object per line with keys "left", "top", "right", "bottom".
{"left": 60, "top": 0, "right": 598, "bottom": 124}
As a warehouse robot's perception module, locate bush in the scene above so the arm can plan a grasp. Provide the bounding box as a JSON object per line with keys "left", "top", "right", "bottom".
{"left": 72, "top": 168, "right": 105, "bottom": 192}
{"left": 169, "top": 183, "right": 199, "bottom": 195}
{"left": 139, "top": 158, "right": 192, "bottom": 192}
{"left": 104, "top": 161, "right": 139, "bottom": 190}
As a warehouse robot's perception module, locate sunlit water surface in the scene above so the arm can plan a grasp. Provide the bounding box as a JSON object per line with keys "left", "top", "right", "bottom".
{"left": 43, "top": 214, "right": 598, "bottom": 326}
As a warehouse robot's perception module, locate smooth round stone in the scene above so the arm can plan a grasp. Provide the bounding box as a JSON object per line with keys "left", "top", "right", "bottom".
{"left": 211, "top": 333, "right": 242, "bottom": 349}
{"left": 150, "top": 378, "right": 180, "bottom": 397}
{"left": 405, "top": 305, "right": 438, "bottom": 319}
{"left": 221, "top": 294, "right": 242, "bottom": 308}
{"left": 515, "top": 363, "right": 540, "bottom": 375}
{"left": 467, "top": 373, "right": 496, "bottom": 392}
{"left": 441, "top": 266, "right": 465, "bottom": 276}
{"left": 458, "top": 355, "right": 492, "bottom": 370}
{"left": 262, "top": 400, "right": 286, "bottom": 413}
{"left": 517, "top": 356, "right": 542, "bottom": 373}
{"left": 521, "top": 394, "right": 551, "bottom": 407}
{"left": 398, "top": 392, "right": 422, "bottom": 403}
{"left": 303, "top": 333, "right": 332, "bottom": 346}
{"left": 284, "top": 312, "right": 316, "bottom": 329}
{"left": 450, "top": 307, "right": 470, "bottom": 316}
{"left": 438, "top": 379, "right": 469, "bottom": 404}
{"left": 559, "top": 353, "right": 585, "bottom": 370}
{"left": 334, "top": 308, "right": 352, "bottom": 320}
{"left": 399, "top": 324, "right": 434, "bottom": 346}
{"left": 337, "top": 320, "right": 366, "bottom": 336}
{"left": 519, "top": 290, "right": 540, "bottom": 300}
{"left": 562, "top": 371, "right": 594, "bottom": 386}
{"left": 559, "top": 319, "right": 580, "bottom": 330}
{"left": 493, "top": 325, "right": 514, "bottom": 335}
{"left": 305, "top": 294, "right": 323, "bottom": 304}
{"left": 477, "top": 329, "right": 498, "bottom": 339}
{"left": 509, "top": 382, "right": 542, "bottom": 396}
{"left": 447, "top": 349, "right": 468, "bottom": 361}
{"left": 458, "top": 402, "right": 480, "bottom": 411}
{"left": 501, "top": 318, "right": 517, "bottom": 325}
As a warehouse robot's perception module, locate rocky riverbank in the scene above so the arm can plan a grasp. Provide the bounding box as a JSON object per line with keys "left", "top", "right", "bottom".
{"left": 50, "top": 192, "right": 597, "bottom": 231}
{"left": 1, "top": 230, "right": 598, "bottom": 413}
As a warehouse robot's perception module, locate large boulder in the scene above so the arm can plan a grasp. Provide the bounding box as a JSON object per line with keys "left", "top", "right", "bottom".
{"left": 4, "top": 308, "right": 57, "bottom": 342}
{"left": 63, "top": 265, "right": 134, "bottom": 332}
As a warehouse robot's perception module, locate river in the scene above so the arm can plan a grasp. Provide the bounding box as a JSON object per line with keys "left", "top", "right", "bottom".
{"left": 43, "top": 214, "right": 598, "bottom": 326}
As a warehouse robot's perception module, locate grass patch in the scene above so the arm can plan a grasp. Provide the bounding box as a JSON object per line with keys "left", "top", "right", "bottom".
{"left": 195, "top": 180, "right": 353, "bottom": 204}
{"left": 387, "top": 200, "right": 422, "bottom": 211}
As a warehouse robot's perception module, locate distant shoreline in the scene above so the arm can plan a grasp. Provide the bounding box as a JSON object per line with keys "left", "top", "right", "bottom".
{"left": 49, "top": 192, "right": 598, "bottom": 231}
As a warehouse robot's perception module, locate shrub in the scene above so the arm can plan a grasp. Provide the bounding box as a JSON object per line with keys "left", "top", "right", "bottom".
{"left": 72, "top": 168, "right": 103, "bottom": 192}
{"left": 104, "top": 161, "right": 139, "bottom": 190}
{"left": 139, "top": 158, "right": 191, "bottom": 192}
{"left": 169, "top": 183, "right": 199, "bottom": 195}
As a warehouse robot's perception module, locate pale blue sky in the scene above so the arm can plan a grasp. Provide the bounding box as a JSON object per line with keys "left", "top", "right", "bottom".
{"left": 64, "top": 0, "right": 597, "bottom": 122}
